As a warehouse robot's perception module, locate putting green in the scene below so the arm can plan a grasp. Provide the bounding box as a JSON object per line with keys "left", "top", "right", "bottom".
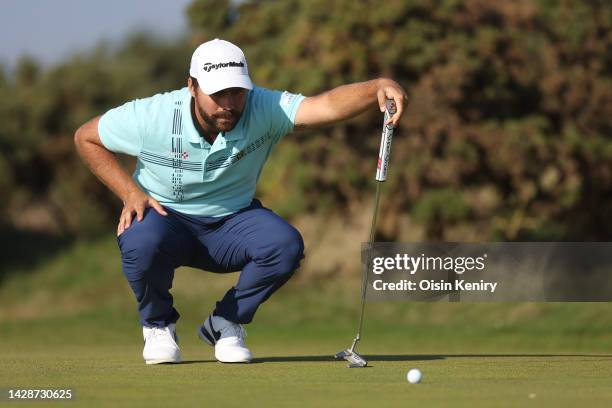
{"left": 2, "top": 239, "right": 612, "bottom": 407}
{"left": 2, "top": 315, "right": 612, "bottom": 408}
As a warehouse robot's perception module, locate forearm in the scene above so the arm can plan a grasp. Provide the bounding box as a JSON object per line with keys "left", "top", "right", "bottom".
{"left": 316, "top": 79, "right": 382, "bottom": 123}
{"left": 295, "top": 79, "right": 381, "bottom": 128}
{"left": 295, "top": 78, "right": 405, "bottom": 129}
{"left": 74, "top": 133, "right": 141, "bottom": 204}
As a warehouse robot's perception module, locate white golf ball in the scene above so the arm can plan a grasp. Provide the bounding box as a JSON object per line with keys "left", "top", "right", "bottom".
{"left": 407, "top": 368, "right": 422, "bottom": 384}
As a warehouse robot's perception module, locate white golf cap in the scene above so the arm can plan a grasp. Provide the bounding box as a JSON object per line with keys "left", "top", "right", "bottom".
{"left": 189, "top": 38, "right": 253, "bottom": 95}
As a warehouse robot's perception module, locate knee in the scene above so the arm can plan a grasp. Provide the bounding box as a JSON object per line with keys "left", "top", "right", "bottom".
{"left": 285, "top": 228, "right": 305, "bottom": 264}
{"left": 118, "top": 231, "right": 172, "bottom": 278}
{"left": 265, "top": 227, "right": 305, "bottom": 271}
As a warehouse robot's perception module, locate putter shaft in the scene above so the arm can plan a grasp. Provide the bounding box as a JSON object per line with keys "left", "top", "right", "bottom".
{"left": 350, "top": 182, "right": 382, "bottom": 353}
{"left": 336, "top": 99, "right": 396, "bottom": 367}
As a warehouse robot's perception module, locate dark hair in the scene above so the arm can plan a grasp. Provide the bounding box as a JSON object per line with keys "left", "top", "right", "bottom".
{"left": 190, "top": 76, "right": 199, "bottom": 88}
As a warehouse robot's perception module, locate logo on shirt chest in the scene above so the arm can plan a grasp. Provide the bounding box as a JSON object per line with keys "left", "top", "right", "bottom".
{"left": 160, "top": 149, "right": 189, "bottom": 160}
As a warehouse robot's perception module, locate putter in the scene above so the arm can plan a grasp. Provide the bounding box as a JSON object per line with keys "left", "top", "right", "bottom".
{"left": 335, "top": 98, "right": 397, "bottom": 368}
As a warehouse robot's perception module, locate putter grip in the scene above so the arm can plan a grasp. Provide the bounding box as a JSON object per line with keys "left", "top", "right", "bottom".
{"left": 375, "top": 99, "right": 396, "bottom": 182}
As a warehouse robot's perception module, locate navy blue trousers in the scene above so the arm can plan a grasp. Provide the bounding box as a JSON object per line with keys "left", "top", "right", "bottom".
{"left": 117, "top": 199, "right": 304, "bottom": 327}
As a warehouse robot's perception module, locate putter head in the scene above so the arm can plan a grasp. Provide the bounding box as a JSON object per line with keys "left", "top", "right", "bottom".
{"left": 334, "top": 349, "right": 368, "bottom": 368}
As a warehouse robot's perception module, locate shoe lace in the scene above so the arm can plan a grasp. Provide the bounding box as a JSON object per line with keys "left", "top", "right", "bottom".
{"left": 148, "top": 326, "right": 170, "bottom": 340}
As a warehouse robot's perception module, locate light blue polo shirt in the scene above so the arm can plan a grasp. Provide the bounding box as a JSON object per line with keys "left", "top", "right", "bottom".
{"left": 98, "top": 86, "right": 305, "bottom": 217}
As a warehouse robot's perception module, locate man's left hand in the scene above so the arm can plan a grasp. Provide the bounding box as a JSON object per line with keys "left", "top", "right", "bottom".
{"left": 376, "top": 78, "right": 408, "bottom": 126}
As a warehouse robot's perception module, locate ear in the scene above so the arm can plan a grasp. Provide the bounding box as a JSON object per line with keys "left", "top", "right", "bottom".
{"left": 187, "top": 77, "right": 197, "bottom": 97}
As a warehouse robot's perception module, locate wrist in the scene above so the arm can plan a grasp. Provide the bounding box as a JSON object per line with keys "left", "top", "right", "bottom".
{"left": 122, "top": 184, "right": 141, "bottom": 202}
{"left": 375, "top": 77, "right": 393, "bottom": 90}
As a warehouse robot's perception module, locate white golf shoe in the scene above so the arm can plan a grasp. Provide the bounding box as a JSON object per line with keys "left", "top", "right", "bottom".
{"left": 198, "top": 315, "right": 252, "bottom": 363}
{"left": 142, "top": 323, "right": 181, "bottom": 365}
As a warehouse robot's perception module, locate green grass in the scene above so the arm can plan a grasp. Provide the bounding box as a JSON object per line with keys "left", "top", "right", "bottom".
{"left": 2, "top": 316, "right": 612, "bottom": 408}
{"left": 1, "top": 237, "right": 612, "bottom": 407}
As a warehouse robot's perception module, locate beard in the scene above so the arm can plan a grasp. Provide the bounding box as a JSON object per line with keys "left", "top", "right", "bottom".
{"left": 198, "top": 105, "right": 241, "bottom": 133}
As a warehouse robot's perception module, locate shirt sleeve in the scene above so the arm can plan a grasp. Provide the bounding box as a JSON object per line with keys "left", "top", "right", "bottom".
{"left": 98, "top": 99, "right": 145, "bottom": 156}
{"left": 260, "top": 88, "right": 306, "bottom": 143}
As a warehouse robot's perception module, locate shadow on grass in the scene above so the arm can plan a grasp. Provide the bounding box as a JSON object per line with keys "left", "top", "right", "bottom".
{"left": 253, "top": 355, "right": 445, "bottom": 363}
{"left": 177, "top": 355, "right": 444, "bottom": 365}
{"left": 252, "top": 353, "right": 612, "bottom": 364}
{"left": 178, "top": 359, "right": 217, "bottom": 364}
{"left": 435, "top": 353, "right": 612, "bottom": 359}
{"left": 176, "top": 353, "right": 612, "bottom": 366}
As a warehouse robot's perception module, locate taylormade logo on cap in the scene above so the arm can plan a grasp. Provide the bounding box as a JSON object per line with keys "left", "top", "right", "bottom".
{"left": 202, "top": 61, "right": 245, "bottom": 72}
{"left": 189, "top": 39, "right": 253, "bottom": 95}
